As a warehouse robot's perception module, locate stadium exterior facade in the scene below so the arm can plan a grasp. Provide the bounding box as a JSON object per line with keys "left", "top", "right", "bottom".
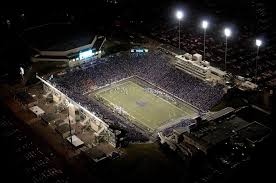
{"left": 23, "top": 23, "right": 106, "bottom": 67}
{"left": 36, "top": 75, "right": 118, "bottom": 147}
{"left": 175, "top": 53, "right": 212, "bottom": 80}
{"left": 175, "top": 53, "right": 231, "bottom": 83}
{"left": 31, "top": 36, "right": 105, "bottom": 67}
{"left": 174, "top": 52, "right": 257, "bottom": 90}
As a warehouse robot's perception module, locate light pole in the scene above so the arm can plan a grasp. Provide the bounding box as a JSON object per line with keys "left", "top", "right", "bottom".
{"left": 67, "top": 101, "right": 73, "bottom": 144}
{"left": 176, "top": 10, "right": 184, "bottom": 49}
{"left": 19, "top": 67, "right": 24, "bottom": 82}
{"left": 255, "top": 39, "right": 262, "bottom": 83}
{"left": 224, "top": 28, "right": 231, "bottom": 71}
{"left": 202, "top": 20, "right": 209, "bottom": 61}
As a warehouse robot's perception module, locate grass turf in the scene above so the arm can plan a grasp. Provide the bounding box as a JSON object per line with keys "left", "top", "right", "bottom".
{"left": 95, "top": 80, "right": 196, "bottom": 130}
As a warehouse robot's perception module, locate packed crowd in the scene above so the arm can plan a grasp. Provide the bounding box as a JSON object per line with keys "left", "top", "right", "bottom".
{"left": 50, "top": 50, "right": 224, "bottom": 141}
{"left": 52, "top": 50, "right": 224, "bottom": 111}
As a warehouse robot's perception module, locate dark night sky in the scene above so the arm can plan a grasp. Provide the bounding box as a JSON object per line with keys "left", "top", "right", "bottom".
{"left": 0, "top": 0, "right": 274, "bottom": 76}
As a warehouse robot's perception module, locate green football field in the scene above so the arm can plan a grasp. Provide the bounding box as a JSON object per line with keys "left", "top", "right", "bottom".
{"left": 95, "top": 80, "right": 197, "bottom": 130}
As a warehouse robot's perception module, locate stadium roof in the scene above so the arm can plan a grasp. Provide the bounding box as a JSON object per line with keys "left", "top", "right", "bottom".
{"left": 238, "top": 122, "right": 272, "bottom": 144}
{"left": 22, "top": 23, "right": 95, "bottom": 51}
{"left": 41, "top": 113, "right": 58, "bottom": 124}
{"left": 201, "top": 117, "right": 249, "bottom": 145}
{"left": 15, "top": 91, "right": 36, "bottom": 105}
{"left": 204, "top": 107, "right": 235, "bottom": 121}
{"left": 188, "top": 116, "right": 249, "bottom": 148}
{"left": 66, "top": 135, "right": 84, "bottom": 147}
{"left": 83, "top": 147, "right": 106, "bottom": 162}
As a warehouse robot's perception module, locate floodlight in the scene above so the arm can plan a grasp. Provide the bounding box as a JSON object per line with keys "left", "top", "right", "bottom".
{"left": 224, "top": 28, "right": 231, "bottom": 37}
{"left": 202, "top": 20, "right": 208, "bottom": 29}
{"left": 256, "top": 39, "right": 262, "bottom": 47}
{"left": 176, "top": 11, "right": 184, "bottom": 20}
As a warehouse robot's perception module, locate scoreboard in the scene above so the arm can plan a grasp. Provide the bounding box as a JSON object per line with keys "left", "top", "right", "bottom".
{"left": 79, "top": 48, "right": 97, "bottom": 60}
{"left": 131, "top": 48, "right": 149, "bottom": 53}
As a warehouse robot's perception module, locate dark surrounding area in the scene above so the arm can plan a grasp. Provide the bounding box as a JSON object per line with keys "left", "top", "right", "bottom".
{"left": 1, "top": 0, "right": 275, "bottom": 77}
{"left": 0, "top": 1, "right": 275, "bottom": 183}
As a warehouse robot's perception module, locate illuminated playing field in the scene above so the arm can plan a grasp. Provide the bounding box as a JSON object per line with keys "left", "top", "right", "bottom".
{"left": 94, "top": 79, "right": 198, "bottom": 131}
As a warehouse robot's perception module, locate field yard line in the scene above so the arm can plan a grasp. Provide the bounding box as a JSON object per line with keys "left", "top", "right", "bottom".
{"left": 91, "top": 76, "right": 135, "bottom": 95}
{"left": 131, "top": 81, "right": 191, "bottom": 118}
{"left": 99, "top": 93, "right": 154, "bottom": 130}
{"left": 102, "top": 81, "right": 186, "bottom": 129}
{"left": 95, "top": 77, "right": 198, "bottom": 131}
{"left": 135, "top": 75, "right": 200, "bottom": 111}
{"left": 96, "top": 81, "right": 132, "bottom": 95}
{"left": 145, "top": 89, "right": 191, "bottom": 117}
{"left": 95, "top": 75, "right": 198, "bottom": 114}
{"left": 97, "top": 82, "right": 158, "bottom": 130}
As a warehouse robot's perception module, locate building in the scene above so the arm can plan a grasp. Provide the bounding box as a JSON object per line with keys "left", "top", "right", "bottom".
{"left": 55, "top": 123, "right": 75, "bottom": 138}
{"left": 37, "top": 75, "right": 115, "bottom": 146}
{"left": 22, "top": 23, "right": 106, "bottom": 67}
{"left": 175, "top": 53, "right": 211, "bottom": 80}
{"left": 41, "top": 113, "right": 59, "bottom": 125}
{"left": 183, "top": 116, "right": 249, "bottom": 154}
{"left": 82, "top": 147, "right": 107, "bottom": 163}
{"left": 159, "top": 107, "right": 263, "bottom": 156}
{"left": 202, "top": 107, "right": 235, "bottom": 122}
{"left": 105, "top": 128, "right": 123, "bottom": 148}
{"left": 14, "top": 91, "right": 37, "bottom": 109}
{"left": 209, "top": 66, "right": 227, "bottom": 78}
{"left": 29, "top": 105, "right": 45, "bottom": 117}
{"left": 54, "top": 119, "right": 67, "bottom": 127}
{"left": 66, "top": 135, "right": 84, "bottom": 148}
{"left": 239, "top": 81, "right": 258, "bottom": 90}
{"left": 238, "top": 121, "right": 272, "bottom": 146}
{"left": 175, "top": 53, "right": 228, "bottom": 84}
{"left": 160, "top": 44, "right": 257, "bottom": 90}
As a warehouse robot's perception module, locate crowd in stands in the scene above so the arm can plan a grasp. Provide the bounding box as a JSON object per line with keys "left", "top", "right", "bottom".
{"left": 50, "top": 50, "right": 224, "bottom": 141}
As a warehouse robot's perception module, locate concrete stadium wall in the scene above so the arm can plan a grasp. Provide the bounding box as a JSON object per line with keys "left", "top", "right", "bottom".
{"left": 36, "top": 75, "right": 109, "bottom": 132}
{"left": 31, "top": 57, "right": 69, "bottom": 62}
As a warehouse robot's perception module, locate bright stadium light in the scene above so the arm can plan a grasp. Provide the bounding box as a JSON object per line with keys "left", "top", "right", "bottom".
{"left": 256, "top": 39, "right": 262, "bottom": 47}
{"left": 19, "top": 67, "right": 24, "bottom": 82}
{"left": 176, "top": 10, "right": 184, "bottom": 20}
{"left": 224, "top": 28, "right": 231, "bottom": 37}
{"left": 175, "top": 10, "right": 184, "bottom": 49}
{"left": 255, "top": 39, "right": 263, "bottom": 83}
{"left": 202, "top": 20, "right": 208, "bottom": 29}
{"left": 224, "top": 27, "right": 231, "bottom": 71}
{"left": 201, "top": 20, "right": 209, "bottom": 61}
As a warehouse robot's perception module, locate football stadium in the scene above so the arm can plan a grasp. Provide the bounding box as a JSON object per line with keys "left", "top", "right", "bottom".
{"left": 40, "top": 48, "right": 224, "bottom": 142}
{"left": 92, "top": 76, "right": 198, "bottom": 131}
{"left": 2, "top": 5, "right": 274, "bottom": 183}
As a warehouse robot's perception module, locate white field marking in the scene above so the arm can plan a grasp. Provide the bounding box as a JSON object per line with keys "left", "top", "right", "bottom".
{"left": 97, "top": 80, "right": 192, "bottom": 130}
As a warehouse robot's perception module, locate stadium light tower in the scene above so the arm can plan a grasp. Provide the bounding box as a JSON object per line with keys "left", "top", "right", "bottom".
{"left": 224, "top": 28, "right": 231, "bottom": 71}
{"left": 67, "top": 101, "right": 73, "bottom": 144}
{"left": 176, "top": 10, "right": 184, "bottom": 49}
{"left": 19, "top": 67, "right": 24, "bottom": 82}
{"left": 201, "top": 20, "right": 209, "bottom": 61}
{"left": 255, "top": 39, "right": 262, "bottom": 83}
